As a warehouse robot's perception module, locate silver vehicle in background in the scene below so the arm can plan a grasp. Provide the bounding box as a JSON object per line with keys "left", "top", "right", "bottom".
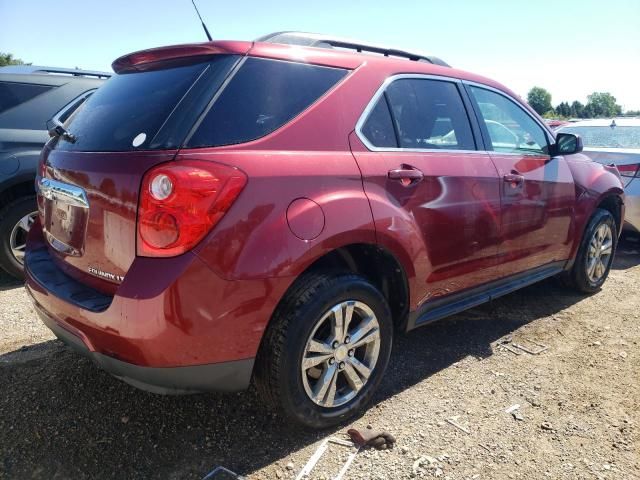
{"left": 558, "top": 118, "right": 640, "bottom": 234}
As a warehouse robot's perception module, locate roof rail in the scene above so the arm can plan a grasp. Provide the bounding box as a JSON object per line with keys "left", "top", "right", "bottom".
{"left": 256, "top": 31, "right": 450, "bottom": 67}
{"left": 0, "top": 65, "right": 111, "bottom": 79}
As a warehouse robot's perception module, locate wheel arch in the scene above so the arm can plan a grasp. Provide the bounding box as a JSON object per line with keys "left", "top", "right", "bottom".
{"left": 269, "top": 242, "right": 411, "bottom": 333}
{"left": 0, "top": 176, "right": 36, "bottom": 208}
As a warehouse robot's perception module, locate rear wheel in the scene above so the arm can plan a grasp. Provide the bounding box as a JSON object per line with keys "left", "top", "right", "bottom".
{"left": 254, "top": 272, "right": 393, "bottom": 429}
{"left": 0, "top": 196, "right": 37, "bottom": 280}
{"left": 563, "top": 208, "right": 617, "bottom": 293}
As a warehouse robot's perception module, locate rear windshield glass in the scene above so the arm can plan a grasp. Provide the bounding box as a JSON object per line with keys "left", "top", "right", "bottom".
{"left": 0, "top": 81, "right": 55, "bottom": 114}
{"left": 58, "top": 57, "right": 236, "bottom": 152}
{"left": 186, "top": 58, "right": 347, "bottom": 148}
{"left": 558, "top": 125, "right": 640, "bottom": 149}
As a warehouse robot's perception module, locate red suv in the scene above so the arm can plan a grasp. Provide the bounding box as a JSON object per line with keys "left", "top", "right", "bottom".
{"left": 25, "top": 32, "right": 624, "bottom": 429}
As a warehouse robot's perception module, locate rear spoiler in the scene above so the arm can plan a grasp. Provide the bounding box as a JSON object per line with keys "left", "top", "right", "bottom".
{"left": 111, "top": 41, "right": 252, "bottom": 73}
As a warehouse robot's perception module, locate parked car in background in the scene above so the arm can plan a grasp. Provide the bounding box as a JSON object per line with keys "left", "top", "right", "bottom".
{"left": 26, "top": 33, "right": 624, "bottom": 429}
{"left": 558, "top": 118, "right": 640, "bottom": 233}
{"left": 0, "top": 66, "right": 108, "bottom": 278}
{"left": 545, "top": 119, "right": 569, "bottom": 130}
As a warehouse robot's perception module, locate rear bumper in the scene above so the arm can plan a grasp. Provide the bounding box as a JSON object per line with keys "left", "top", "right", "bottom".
{"left": 34, "top": 302, "right": 254, "bottom": 394}
{"left": 24, "top": 220, "right": 293, "bottom": 393}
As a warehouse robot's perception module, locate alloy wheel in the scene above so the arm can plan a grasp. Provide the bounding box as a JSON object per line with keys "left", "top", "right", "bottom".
{"left": 586, "top": 223, "right": 613, "bottom": 283}
{"left": 301, "top": 300, "right": 381, "bottom": 408}
{"left": 9, "top": 212, "right": 37, "bottom": 265}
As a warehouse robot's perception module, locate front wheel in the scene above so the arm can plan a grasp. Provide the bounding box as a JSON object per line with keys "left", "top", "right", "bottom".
{"left": 563, "top": 208, "right": 617, "bottom": 293}
{"left": 254, "top": 272, "right": 393, "bottom": 429}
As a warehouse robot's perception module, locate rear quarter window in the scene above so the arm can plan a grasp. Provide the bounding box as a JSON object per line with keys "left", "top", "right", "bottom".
{"left": 0, "top": 81, "right": 55, "bottom": 114}
{"left": 186, "top": 58, "right": 347, "bottom": 148}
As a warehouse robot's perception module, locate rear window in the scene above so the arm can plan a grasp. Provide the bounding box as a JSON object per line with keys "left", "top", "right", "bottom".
{"left": 0, "top": 81, "right": 55, "bottom": 114}
{"left": 186, "top": 57, "right": 347, "bottom": 148}
{"left": 58, "top": 56, "right": 238, "bottom": 152}
{"left": 558, "top": 125, "right": 640, "bottom": 149}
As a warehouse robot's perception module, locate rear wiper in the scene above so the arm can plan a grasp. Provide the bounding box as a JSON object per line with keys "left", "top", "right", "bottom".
{"left": 46, "top": 120, "right": 77, "bottom": 144}
{"left": 49, "top": 124, "right": 77, "bottom": 144}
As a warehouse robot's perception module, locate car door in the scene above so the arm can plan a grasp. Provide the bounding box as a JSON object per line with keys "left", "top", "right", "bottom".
{"left": 465, "top": 84, "right": 574, "bottom": 277}
{"left": 350, "top": 75, "right": 503, "bottom": 312}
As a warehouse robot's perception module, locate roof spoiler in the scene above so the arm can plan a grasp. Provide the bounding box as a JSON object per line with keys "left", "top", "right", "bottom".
{"left": 256, "top": 31, "right": 450, "bottom": 67}
{"left": 111, "top": 41, "right": 252, "bottom": 73}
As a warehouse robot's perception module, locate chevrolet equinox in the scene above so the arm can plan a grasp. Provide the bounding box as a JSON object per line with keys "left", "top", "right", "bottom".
{"left": 25, "top": 32, "right": 625, "bottom": 429}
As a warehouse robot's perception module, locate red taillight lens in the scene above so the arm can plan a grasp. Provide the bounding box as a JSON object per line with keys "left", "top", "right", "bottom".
{"left": 617, "top": 163, "right": 639, "bottom": 178}
{"left": 137, "top": 160, "right": 247, "bottom": 257}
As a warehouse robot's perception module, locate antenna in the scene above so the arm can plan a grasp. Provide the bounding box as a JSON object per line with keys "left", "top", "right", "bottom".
{"left": 190, "top": 0, "right": 213, "bottom": 41}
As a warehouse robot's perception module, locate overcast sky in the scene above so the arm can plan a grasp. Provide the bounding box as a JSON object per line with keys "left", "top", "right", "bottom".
{"left": 2, "top": 0, "right": 639, "bottom": 110}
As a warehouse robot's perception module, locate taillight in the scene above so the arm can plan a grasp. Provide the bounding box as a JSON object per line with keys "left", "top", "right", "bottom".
{"left": 137, "top": 160, "right": 247, "bottom": 257}
{"left": 617, "top": 163, "right": 639, "bottom": 178}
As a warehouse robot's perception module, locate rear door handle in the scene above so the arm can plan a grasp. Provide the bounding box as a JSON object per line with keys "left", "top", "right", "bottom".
{"left": 388, "top": 165, "right": 424, "bottom": 185}
{"left": 503, "top": 172, "right": 525, "bottom": 186}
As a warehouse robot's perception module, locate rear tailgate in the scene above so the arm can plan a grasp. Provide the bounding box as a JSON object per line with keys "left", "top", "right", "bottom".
{"left": 39, "top": 147, "right": 176, "bottom": 294}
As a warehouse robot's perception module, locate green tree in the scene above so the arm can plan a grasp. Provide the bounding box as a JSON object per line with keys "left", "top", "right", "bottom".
{"left": 0, "top": 52, "right": 28, "bottom": 67}
{"left": 586, "top": 92, "right": 622, "bottom": 118}
{"left": 570, "top": 101, "right": 585, "bottom": 118}
{"left": 527, "top": 86, "right": 553, "bottom": 115}
{"left": 555, "top": 102, "right": 571, "bottom": 118}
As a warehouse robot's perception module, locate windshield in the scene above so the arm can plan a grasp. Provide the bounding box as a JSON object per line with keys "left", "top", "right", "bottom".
{"left": 558, "top": 125, "right": 640, "bottom": 149}
{"left": 57, "top": 56, "right": 237, "bottom": 152}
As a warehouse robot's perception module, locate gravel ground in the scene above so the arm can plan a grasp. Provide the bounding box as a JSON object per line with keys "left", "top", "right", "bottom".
{"left": 1, "top": 238, "right": 639, "bottom": 480}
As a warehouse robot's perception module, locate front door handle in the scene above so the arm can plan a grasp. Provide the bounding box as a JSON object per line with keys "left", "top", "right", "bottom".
{"left": 388, "top": 165, "right": 424, "bottom": 186}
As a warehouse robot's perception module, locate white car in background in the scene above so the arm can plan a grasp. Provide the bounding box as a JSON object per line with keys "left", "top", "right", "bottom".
{"left": 558, "top": 118, "right": 640, "bottom": 234}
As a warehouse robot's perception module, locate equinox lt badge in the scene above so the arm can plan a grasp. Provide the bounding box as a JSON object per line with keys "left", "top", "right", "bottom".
{"left": 88, "top": 266, "right": 124, "bottom": 283}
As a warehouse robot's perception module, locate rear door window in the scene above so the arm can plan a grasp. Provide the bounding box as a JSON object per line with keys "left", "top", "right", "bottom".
{"left": 383, "top": 79, "right": 476, "bottom": 150}
{"left": 58, "top": 56, "right": 238, "bottom": 152}
{"left": 186, "top": 58, "right": 347, "bottom": 148}
{"left": 0, "top": 81, "right": 55, "bottom": 114}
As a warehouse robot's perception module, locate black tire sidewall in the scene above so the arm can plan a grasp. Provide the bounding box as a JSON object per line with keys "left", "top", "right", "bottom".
{"left": 573, "top": 209, "right": 617, "bottom": 293}
{"left": 0, "top": 196, "right": 37, "bottom": 279}
{"left": 279, "top": 276, "right": 393, "bottom": 429}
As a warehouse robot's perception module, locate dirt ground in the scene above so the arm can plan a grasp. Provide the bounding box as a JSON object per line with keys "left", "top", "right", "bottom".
{"left": 1, "top": 238, "right": 638, "bottom": 480}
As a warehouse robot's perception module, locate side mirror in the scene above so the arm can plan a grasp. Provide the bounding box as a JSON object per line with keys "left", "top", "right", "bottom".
{"left": 551, "top": 133, "right": 583, "bottom": 156}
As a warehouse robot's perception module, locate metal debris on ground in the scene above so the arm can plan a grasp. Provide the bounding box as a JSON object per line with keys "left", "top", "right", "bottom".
{"left": 446, "top": 416, "right": 471, "bottom": 434}
{"left": 501, "top": 343, "right": 523, "bottom": 355}
{"left": 511, "top": 339, "right": 549, "bottom": 355}
{"left": 505, "top": 404, "right": 520, "bottom": 414}
{"left": 202, "top": 466, "right": 244, "bottom": 480}
{"left": 295, "top": 437, "right": 360, "bottom": 480}
{"left": 347, "top": 427, "right": 396, "bottom": 450}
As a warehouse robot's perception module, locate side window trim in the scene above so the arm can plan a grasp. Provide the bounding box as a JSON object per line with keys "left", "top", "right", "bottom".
{"left": 355, "top": 73, "right": 480, "bottom": 153}
{"left": 462, "top": 81, "right": 554, "bottom": 156}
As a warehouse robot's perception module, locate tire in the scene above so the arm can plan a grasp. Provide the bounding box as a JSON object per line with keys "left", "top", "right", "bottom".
{"left": 254, "top": 272, "right": 393, "bottom": 429}
{"left": 0, "top": 196, "right": 37, "bottom": 280}
{"left": 563, "top": 208, "right": 617, "bottom": 293}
